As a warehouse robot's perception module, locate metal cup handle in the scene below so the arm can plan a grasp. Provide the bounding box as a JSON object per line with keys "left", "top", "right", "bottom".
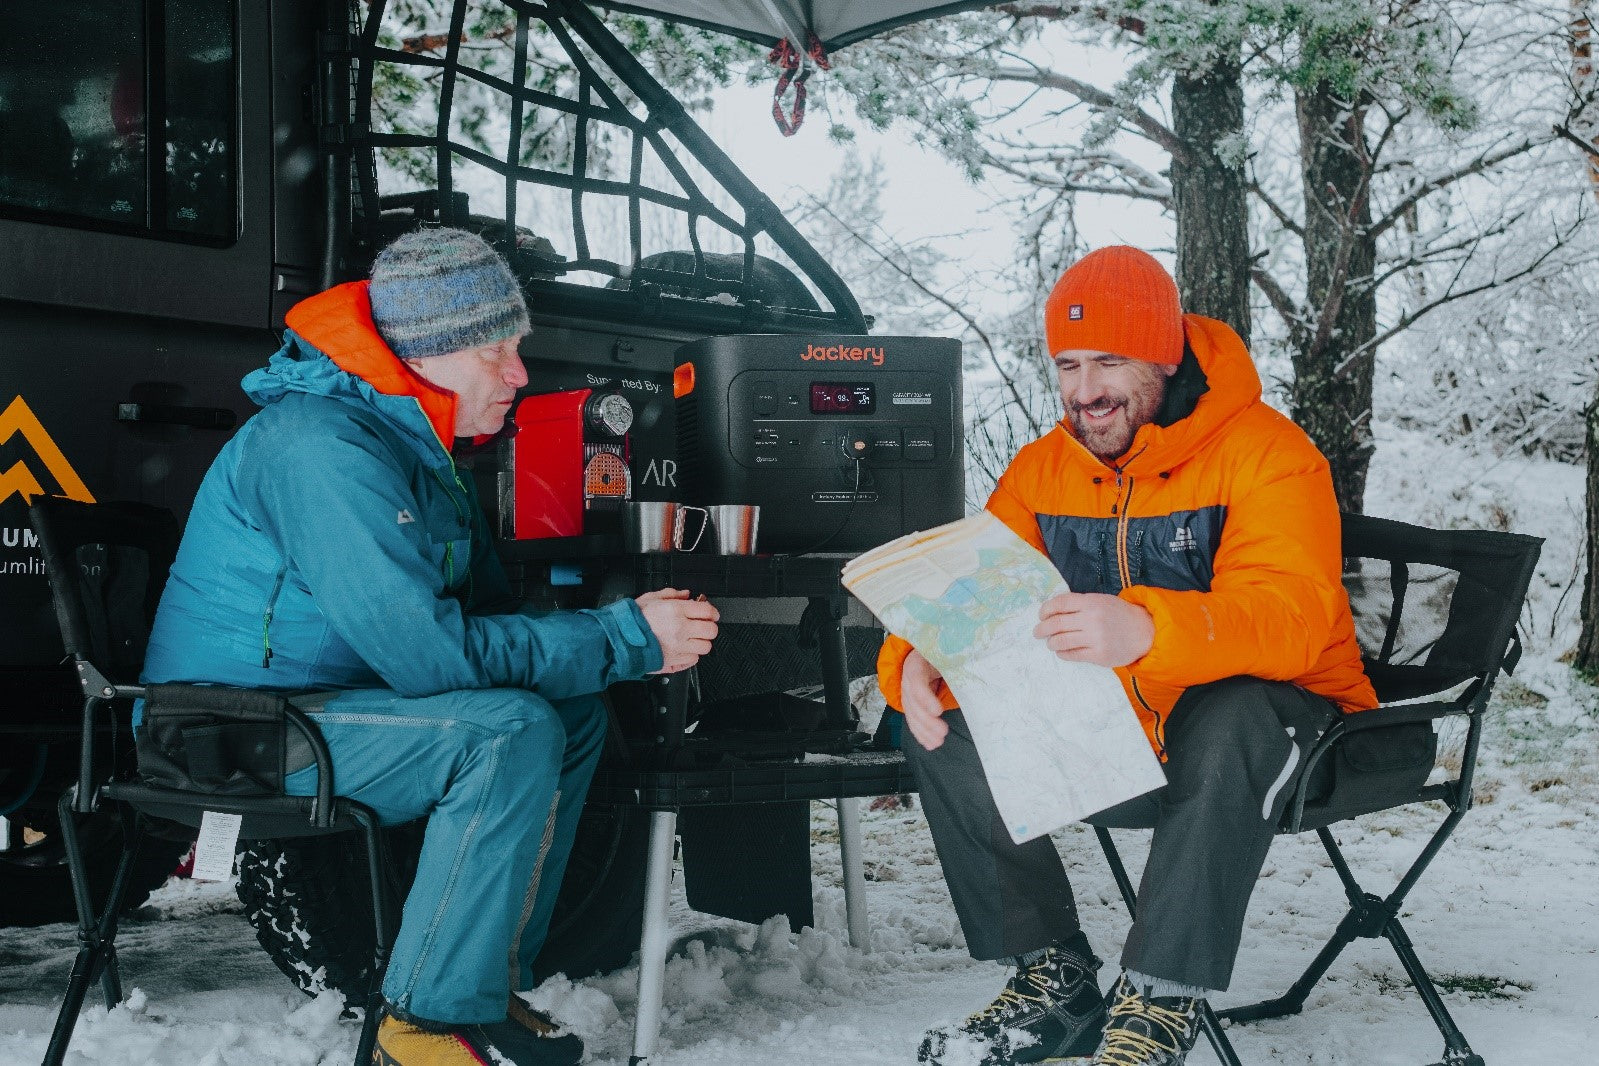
{"left": 674, "top": 505, "right": 709, "bottom": 552}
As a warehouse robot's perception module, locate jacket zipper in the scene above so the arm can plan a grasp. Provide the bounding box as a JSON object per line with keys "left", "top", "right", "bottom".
{"left": 1130, "top": 677, "right": 1167, "bottom": 760}
{"left": 412, "top": 396, "right": 475, "bottom": 602}
{"left": 454, "top": 469, "right": 476, "bottom": 605}
{"left": 429, "top": 466, "right": 470, "bottom": 596}
{"left": 1114, "top": 471, "right": 1165, "bottom": 757}
{"left": 1114, "top": 471, "right": 1134, "bottom": 589}
{"left": 260, "top": 568, "right": 286, "bottom": 668}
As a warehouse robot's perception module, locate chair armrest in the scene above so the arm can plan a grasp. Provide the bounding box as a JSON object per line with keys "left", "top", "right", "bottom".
{"left": 1336, "top": 699, "right": 1473, "bottom": 733}
{"left": 1281, "top": 697, "right": 1472, "bottom": 834}
{"left": 73, "top": 681, "right": 149, "bottom": 815}
{"left": 282, "top": 703, "right": 336, "bottom": 829}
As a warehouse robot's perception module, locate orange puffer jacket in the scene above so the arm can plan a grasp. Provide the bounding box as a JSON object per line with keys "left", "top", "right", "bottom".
{"left": 877, "top": 314, "right": 1377, "bottom": 759}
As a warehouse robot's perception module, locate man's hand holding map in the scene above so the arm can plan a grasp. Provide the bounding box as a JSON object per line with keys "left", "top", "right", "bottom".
{"left": 843, "top": 512, "right": 1165, "bottom": 843}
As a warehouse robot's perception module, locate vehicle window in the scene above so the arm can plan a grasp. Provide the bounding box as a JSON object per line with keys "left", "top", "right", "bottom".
{"left": 0, "top": 1, "right": 236, "bottom": 244}
{"left": 164, "top": 0, "right": 235, "bottom": 238}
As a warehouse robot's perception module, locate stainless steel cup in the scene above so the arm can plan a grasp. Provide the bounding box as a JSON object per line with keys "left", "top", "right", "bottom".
{"left": 623, "top": 501, "right": 675, "bottom": 552}
{"left": 623, "top": 501, "right": 708, "bottom": 552}
{"left": 706, "top": 504, "right": 760, "bottom": 555}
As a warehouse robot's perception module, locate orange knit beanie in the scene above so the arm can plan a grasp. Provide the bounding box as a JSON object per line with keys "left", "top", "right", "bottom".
{"left": 1043, "top": 246, "right": 1183, "bottom": 365}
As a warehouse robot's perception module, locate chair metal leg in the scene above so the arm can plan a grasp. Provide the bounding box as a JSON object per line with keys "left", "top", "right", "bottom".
{"left": 354, "top": 809, "right": 393, "bottom": 1066}
{"left": 1384, "top": 915, "right": 1483, "bottom": 1066}
{"left": 1094, "top": 828, "right": 1242, "bottom": 1066}
{"left": 837, "top": 797, "right": 869, "bottom": 951}
{"left": 1221, "top": 825, "right": 1483, "bottom": 1065}
{"left": 1093, "top": 825, "right": 1139, "bottom": 912}
{"left": 629, "top": 810, "right": 677, "bottom": 1066}
{"left": 1197, "top": 1003, "right": 1243, "bottom": 1066}
{"left": 1222, "top": 827, "right": 1371, "bottom": 1023}
{"left": 1218, "top": 914, "right": 1354, "bottom": 1024}
{"left": 44, "top": 796, "right": 142, "bottom": 1066}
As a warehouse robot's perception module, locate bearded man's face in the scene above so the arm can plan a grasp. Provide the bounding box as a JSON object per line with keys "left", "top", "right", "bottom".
{"left": 1054, "top": 351, "right": 1177, "bottom": 461}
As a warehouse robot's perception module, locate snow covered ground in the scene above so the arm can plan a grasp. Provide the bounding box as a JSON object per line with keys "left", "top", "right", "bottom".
{"left": 3, "top": 425, "right": 1596, "bottom": 1066}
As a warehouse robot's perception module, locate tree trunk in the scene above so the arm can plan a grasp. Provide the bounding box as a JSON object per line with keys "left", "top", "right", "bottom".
{"left": 1171, "top": 59, "right": 1252, "bottom": 345}
{"left": 1571, "top": 0, "right": 1599, "bottom": 672}
{"left": 1575, "top": 395, "right": 1599, "bottom": 673}
{"left": 1292, "top": 85, "right": 1379, "bottom": 514}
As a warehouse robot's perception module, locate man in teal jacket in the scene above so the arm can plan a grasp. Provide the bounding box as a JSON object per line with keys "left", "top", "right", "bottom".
{"left": 142, "top": 228, "right": 719, "bottom": 1066}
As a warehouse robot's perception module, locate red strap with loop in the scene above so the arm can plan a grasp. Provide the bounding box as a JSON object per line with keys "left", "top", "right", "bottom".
{"left": 767, "top": 34, "right": 831, "bottom": 136}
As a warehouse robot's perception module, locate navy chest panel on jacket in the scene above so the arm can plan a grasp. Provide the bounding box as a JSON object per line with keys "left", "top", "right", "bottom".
{"left": 408, "top": 464, "right": 475, "bottom": 598}
{"left": 1038, "top": 506, "right": 1227, "bottom": 594}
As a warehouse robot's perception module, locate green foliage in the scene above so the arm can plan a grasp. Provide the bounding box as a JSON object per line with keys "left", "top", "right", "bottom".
{"left": 822, "top": 14, "right": 1034, "bottom": 181}
{"left": 1097, "top": 1, "right": 1477, "bottom": 127}
{"left": 818, "top": 1, "right": 1478, "bottom": 161}
{"left": 1249, "top": 1, "right": 1478, "bottom": 127}
{"left": 1373, "top": 970, "right": 1532, "bottom": 1000}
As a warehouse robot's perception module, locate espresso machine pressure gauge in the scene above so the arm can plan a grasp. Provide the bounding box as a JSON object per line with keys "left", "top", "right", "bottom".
{"left": 585, "top": 391, "right": 634, "bottom": 438}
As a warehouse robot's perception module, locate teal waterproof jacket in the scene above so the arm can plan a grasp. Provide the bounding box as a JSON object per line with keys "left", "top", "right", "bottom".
{"left": 142, "top": 281, "right": 661, "bottom": 699}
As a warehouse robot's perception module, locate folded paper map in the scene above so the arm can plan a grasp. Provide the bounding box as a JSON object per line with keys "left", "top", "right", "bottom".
{"left": 842, "top": 512, "right": 1165, "bottom": 843}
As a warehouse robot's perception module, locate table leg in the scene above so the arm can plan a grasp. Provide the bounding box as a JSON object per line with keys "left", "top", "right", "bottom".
{"left": 630, "top": 809, "right": 678, "bottom": 1066}
{"left": 837, "top": 797, "right": 870, "bottom": 951}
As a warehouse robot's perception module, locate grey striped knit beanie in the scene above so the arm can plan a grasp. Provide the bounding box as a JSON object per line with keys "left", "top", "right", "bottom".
{"left": 368, "top": 228, "right": 531, "bottom": 360}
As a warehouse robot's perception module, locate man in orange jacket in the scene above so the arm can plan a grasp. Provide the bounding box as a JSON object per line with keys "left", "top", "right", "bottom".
{"left": 881, "top": 247, "right": 1376, "bottom": 1066}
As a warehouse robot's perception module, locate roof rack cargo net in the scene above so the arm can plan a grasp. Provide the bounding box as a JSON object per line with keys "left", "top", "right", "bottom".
{"left": 338, "top": 0, "right": 866, "bottom": 334}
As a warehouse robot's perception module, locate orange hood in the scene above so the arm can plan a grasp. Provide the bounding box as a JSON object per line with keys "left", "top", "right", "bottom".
{"left": 283, "top": 281, "right": 459, "bottom": 450}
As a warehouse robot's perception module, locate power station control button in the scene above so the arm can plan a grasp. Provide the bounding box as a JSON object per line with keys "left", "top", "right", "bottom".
{"left": 905, "top": 431, "right": 936, "bottom": 461}
{"left": 753, "top": 388, "right": 779, "bottom": 416}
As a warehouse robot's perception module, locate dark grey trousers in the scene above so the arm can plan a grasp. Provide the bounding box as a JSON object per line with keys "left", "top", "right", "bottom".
{"left": 902, "top": 676, "right": 1337, "bottom": 991}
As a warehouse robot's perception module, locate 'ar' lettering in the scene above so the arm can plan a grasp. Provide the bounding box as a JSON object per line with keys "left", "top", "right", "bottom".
{"left": 642, "top": 458, "right": 678, "bottom": 488}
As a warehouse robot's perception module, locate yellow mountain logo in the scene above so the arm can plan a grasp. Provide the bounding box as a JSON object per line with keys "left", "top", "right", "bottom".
{"left": 0, "top": 395, "right": 96, "bottom": 506}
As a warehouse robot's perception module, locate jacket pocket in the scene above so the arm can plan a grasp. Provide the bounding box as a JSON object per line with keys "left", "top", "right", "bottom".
{"left": 1131, "top": 507, "right": 1226, "bottom": 593}
{"left": 425, "top": 532, "right": 473, "bottom": 590}
{"left": 260, "top": 568, "right": 287, "bottom": 668}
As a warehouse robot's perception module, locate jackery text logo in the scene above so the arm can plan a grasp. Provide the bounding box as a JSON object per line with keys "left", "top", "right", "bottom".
{"left": 801, "top": 343, "right": 885, "bottom": 367}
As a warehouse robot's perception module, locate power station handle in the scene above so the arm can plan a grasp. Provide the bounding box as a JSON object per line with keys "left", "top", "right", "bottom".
{"left": 117, "top": 403, "right": 238, "bottom": 431}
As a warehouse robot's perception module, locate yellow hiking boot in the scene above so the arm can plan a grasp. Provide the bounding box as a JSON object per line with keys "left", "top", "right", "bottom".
{"left": 373, "top": 1007, "right": 581, "bottom": 1066}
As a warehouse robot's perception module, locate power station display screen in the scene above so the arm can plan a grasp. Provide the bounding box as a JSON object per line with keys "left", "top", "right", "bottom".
{"left": 810, "top": 382, "right": 875, "bottom": 414}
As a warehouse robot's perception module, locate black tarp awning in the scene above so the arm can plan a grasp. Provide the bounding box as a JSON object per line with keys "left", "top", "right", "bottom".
{"left": 589, "top": 1, "right": 994, "bottom": 51}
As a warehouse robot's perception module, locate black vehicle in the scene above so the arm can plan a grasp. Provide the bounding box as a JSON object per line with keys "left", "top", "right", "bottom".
{"left": 1, "top": 0, "right": 964, "bottom": 997}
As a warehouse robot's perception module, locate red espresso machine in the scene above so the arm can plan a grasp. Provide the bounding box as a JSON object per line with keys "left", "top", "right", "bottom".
{"left": 504, "top": 388, "right": 635, "bottom": 539}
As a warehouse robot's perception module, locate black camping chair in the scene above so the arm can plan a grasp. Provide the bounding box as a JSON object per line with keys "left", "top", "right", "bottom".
{"left": 31, "top": 496, "right": 396, "bottom": 1066}
{"left": 1093, "top": 512, "right": 1542, "bottom": 1066}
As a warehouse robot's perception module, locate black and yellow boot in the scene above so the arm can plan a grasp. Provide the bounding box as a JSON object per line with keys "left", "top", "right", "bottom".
{"left": 1088, "top": 974, "right": 1202, "bottom": 1066}
{"left": 373, "top": 1004, "right": 581, "bottom": 1066}
{"left": 485, "top": 997, "right": 583, "bottom": 1064}
{"left": 918, "top": 941, "right": 1106, "bottom": 1065}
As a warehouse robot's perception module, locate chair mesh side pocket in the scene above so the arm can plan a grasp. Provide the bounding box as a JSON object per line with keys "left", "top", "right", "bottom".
{"left": 137, "top": 708, "right": 287, "bottom": 796}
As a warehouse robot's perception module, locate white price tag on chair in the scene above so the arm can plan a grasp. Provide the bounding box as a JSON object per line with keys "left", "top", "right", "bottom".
{"left": 192, "top": 811, "right": 244, "bottom": 882}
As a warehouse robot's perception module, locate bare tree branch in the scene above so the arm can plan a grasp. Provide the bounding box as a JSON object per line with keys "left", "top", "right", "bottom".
{"left": 1369, "top": 213, "right": 1525, "bottom": 289}
{"left": 1249, "top": 179, "right": 1304, "bottom": 238}
{"left": 1335, "top": 216, "right": 1584, "bottom": 376}
{"left": 1554, "top": 121, "right": 1599, "bottom": 158}
{"left": 1251, "top": 264, "right": 1306, "bottom": 338}
{"left": 801, "top": 195, "right": 1046, "bottom": 438}
{"left": 978, "top": 147, "right": 1173, "bottom": 205}
{"left": 992, "top": 3, "right": 1147, "bottom": 36}
{"left": 981, "top": 63, "right": 1192, "bottom": 164}
{"left": 1370, "top": 134, "right": 1546, "bottom": 238}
